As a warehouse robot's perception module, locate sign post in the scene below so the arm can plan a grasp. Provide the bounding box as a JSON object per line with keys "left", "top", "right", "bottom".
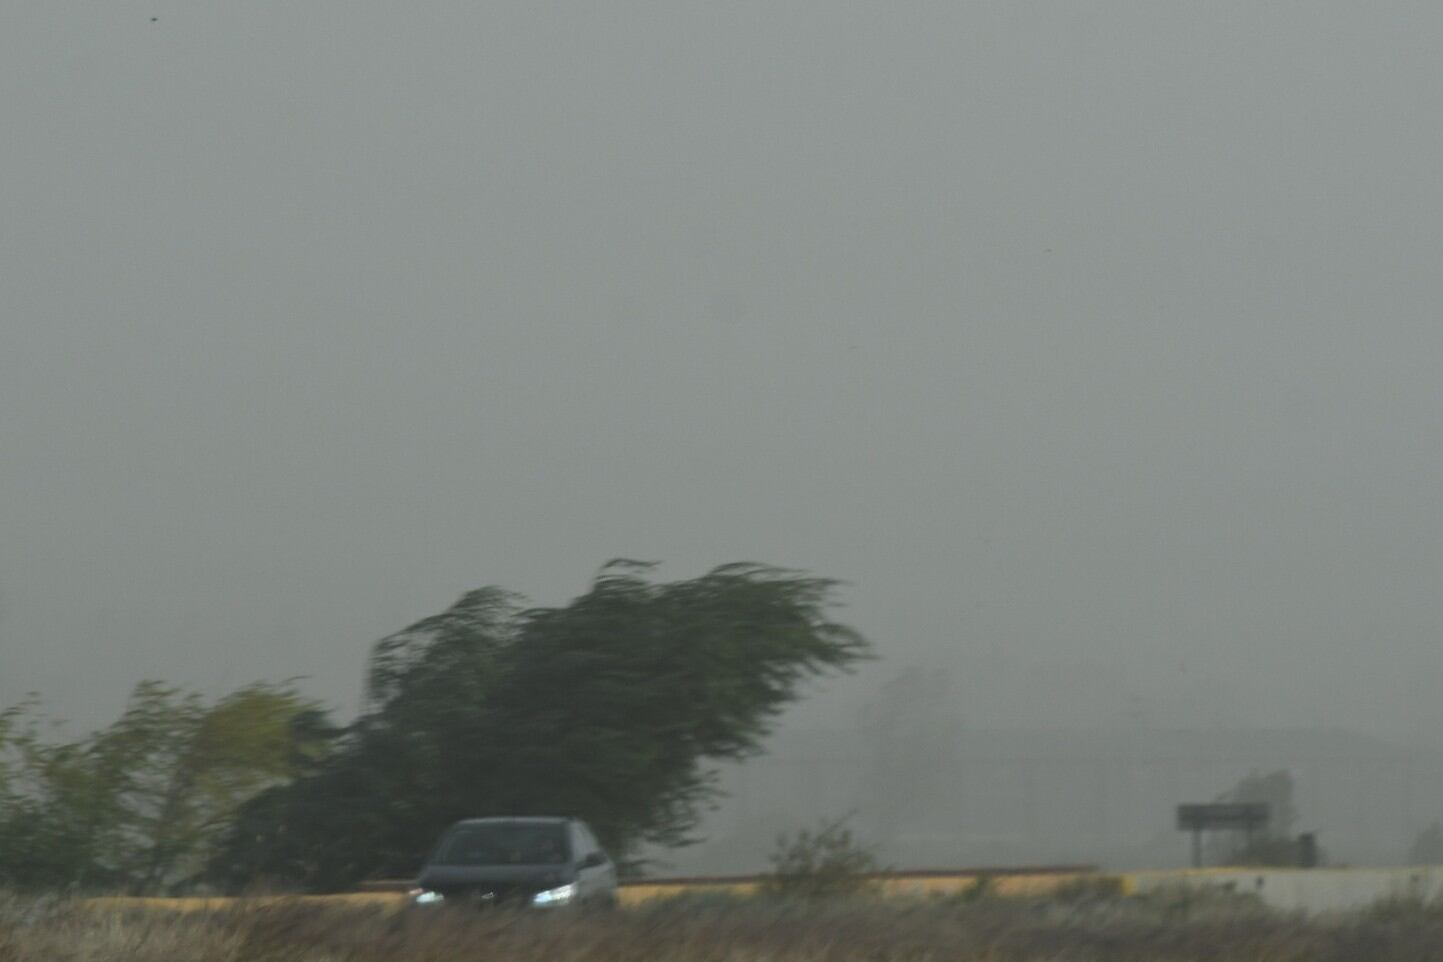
{"left": 1175, "top": 803, "right": 1270, "bottom": 868}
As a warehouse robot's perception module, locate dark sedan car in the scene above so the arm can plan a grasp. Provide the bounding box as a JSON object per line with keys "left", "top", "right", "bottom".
{"left": 409, "top": 816, "right": 618, "bottom": 909}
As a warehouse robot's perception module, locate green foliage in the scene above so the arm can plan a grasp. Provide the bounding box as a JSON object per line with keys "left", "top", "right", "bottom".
{"left": 480, "top": 562, "right": 868, "bottom": 856}
{"left": 208, "top": 587, "right": 527, "bottom": 890}
{"left": 0, "top": 681, "right": 328, "bottom": 893}
{"left": 211, "top": 562, "right": 869, "bottom": 890}
{"left": 764, "top": 815, "right": 879, "bottom": 899}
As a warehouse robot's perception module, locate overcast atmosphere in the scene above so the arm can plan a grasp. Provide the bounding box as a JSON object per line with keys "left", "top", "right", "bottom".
{"left": 4, "top": 0, "right": 1443, "bottom": 766}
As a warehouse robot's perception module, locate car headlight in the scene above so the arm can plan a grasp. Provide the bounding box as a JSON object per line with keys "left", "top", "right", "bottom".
{"left": 531, "top": 883, "right": 576, "bottom": 906}
{"left": 409, "top": 888, "right": 445, "bottom": 906}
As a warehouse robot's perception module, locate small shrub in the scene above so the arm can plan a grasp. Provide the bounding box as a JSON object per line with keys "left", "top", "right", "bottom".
{"left": 763, "top": 815, "right": 879, "bottom": 899}
{"left": 1360, "top": 892, "right": 1441, "bottom": 924}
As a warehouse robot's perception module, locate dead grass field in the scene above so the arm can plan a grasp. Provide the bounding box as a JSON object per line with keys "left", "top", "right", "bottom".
{"left": 5, "top": 889, "right": 1443, "bottom": 961}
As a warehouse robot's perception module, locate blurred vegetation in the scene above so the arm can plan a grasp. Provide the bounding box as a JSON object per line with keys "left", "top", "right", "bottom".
{"left": 1, "top": 562, "right": 866, "bottom": 893}
{"left": 0, "top": 682, "right": 328, "bottom": 893}
{"left": 6, "top": 889, "right": 1443, "bottom": 962}
{"left": 1409, "top": 821, "right": 1443, "bottom": 865}
{"left": 763, "top": 815, "right": 879, "bottom": 898}
{"left": 211, "top": 562, "right": 867, "bottom": 890}
{"left": 1211, "top": 769, "right": 1323, "bottom": 867}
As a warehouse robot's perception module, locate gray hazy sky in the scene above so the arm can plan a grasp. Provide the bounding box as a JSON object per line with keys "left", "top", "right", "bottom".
{"left": 4, "top": 1, "right": 1442, "bottom": 739}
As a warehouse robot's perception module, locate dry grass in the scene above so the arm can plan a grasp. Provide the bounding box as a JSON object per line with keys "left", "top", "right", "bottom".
{"left": 4, "top": 890, "right": 1443, "bottom": 962}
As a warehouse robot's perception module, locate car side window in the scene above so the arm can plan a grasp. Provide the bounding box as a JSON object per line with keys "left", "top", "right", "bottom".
{"left": 570, "top": 823, "right": 591, "bottom": 862}
{"left": 575, "top": 822, "right": 607, "bottom": 864}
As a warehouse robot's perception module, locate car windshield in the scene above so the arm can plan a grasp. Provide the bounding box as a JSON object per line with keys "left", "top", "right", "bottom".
{"left": 434, "top": 823, "right": 570, "bottom": 866}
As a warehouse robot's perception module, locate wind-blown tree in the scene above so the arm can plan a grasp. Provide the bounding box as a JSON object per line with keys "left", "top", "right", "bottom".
{"left": 0, "top": 681, "right": 328, "bottom": 892}
{"left": 211, "top": 562, "right": 869, "bottom": 890}
{"left": 213, "top": 587, "right": 522, "bottom": 887}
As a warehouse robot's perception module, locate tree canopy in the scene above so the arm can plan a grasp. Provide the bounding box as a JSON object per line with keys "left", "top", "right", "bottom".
{"left": 210, "top": 562, "right": 868, "bottom": 890}
{"left": 0, "top": 681, "right": 326, "bottom": 892}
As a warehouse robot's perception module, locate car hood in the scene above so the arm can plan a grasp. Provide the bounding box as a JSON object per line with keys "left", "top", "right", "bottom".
{"left": 416, "top": 864, "right": 574, "bottom": 897}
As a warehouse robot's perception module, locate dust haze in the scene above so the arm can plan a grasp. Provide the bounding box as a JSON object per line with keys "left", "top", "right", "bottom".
{"left": 4, "top": 1, "right": 1442, "bottom": 871}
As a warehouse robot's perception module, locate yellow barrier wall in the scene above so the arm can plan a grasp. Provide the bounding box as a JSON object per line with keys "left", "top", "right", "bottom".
{"left": 86, "top": 866, "right": 1443, "bottom": 916}
{"left": 84, "top": 870, "right": 1101, "bottom": 912}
